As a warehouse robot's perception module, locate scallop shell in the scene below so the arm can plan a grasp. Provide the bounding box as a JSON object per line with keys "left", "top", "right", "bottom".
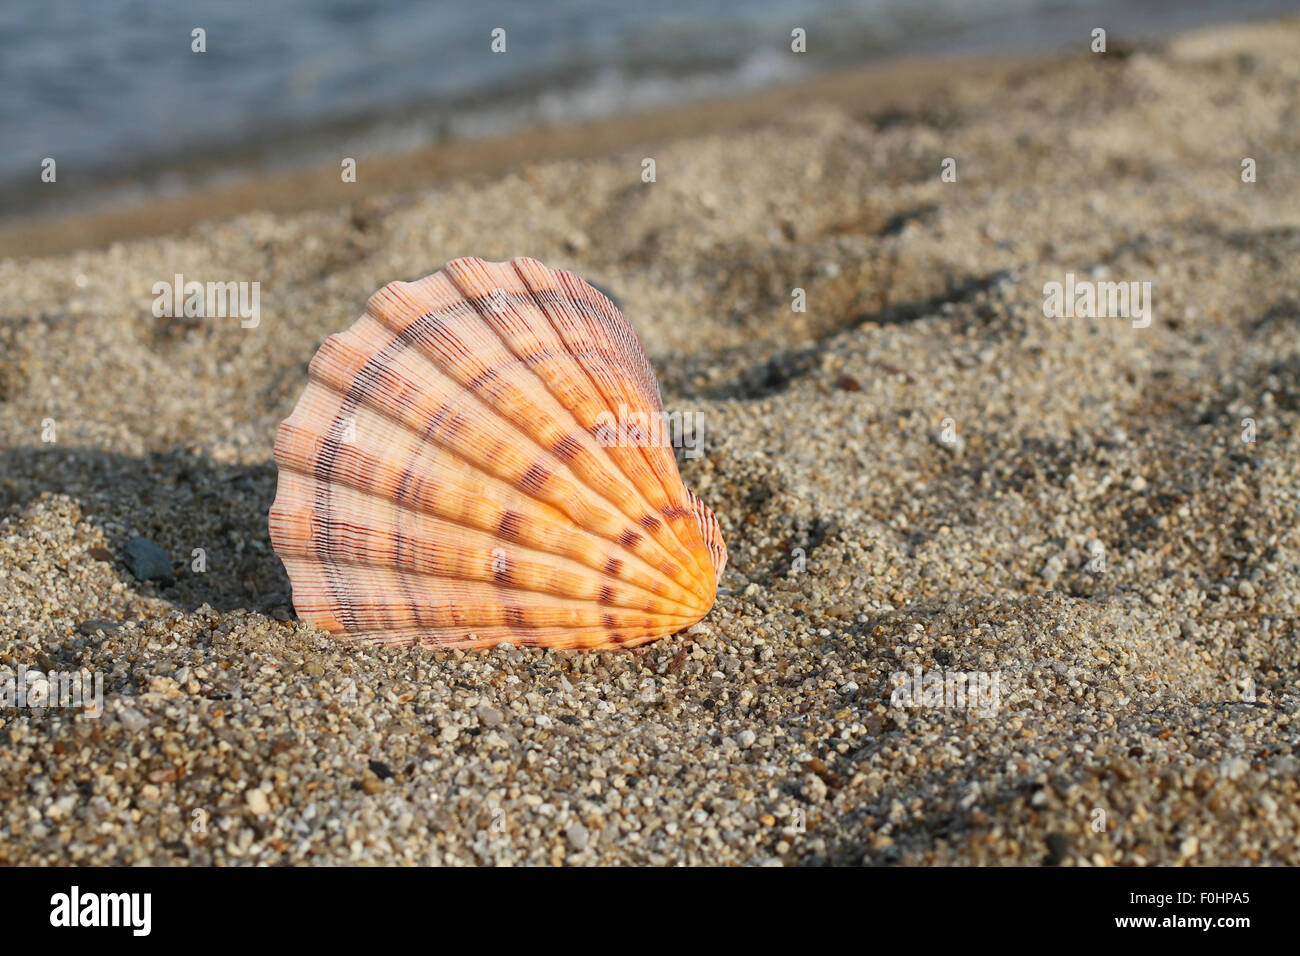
{"left": 269, "top": 256, "right": 726, "bottom": 650}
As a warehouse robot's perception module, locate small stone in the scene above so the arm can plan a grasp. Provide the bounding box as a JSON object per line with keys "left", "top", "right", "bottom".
{"left": 476, "top": 704, "right": 503, "bottom": 727}
{"left": 87, "top": 547, "right": 115, "bottom": 562}
{"left": 122, "top": 537, "right": 174, "bottom": 586}
{"left": 1130, "top": 474, "right": 1148, "bottom": 492}
{"left": 1237, "top": 580, "right": 1256, "bottom": 599}
{"left": 368, "top": 760, "right": 394, "bottom": 780}
{"left": 566, "top": 820, "right": 589, "bottom": 851}
{"left": 245, "top": 788, "right": 270, "bottom": 815}
{"left": 76, "top": 619, "right": 120, "bottom": 636}
{"left": 118, "top": 708, "right": 148, "bottom": 732}
{"left": 1218, "top": 756, "right": 1249, "bottom": 780}
{"left": 737, "top": 729, "right": 757, "bottom": 748}
{"left": 802, "top": 773, "right": 828, "bottom": 803}
{"left": 1044, "top": 832, "right": 1070, "bottom": 865}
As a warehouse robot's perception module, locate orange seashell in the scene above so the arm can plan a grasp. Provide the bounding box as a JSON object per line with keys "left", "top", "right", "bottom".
{"left": 269, "top": 256, "right": 726, "bottom": 650}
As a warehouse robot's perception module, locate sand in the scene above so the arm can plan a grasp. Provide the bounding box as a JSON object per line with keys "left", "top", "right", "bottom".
{"left": 1, "top": 17, "right": 1299, "bottom": 865}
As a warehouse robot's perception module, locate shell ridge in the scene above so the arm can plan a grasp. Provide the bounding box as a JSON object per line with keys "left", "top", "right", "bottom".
{"left": 301, "top": 306, "right": 707, "bottom": 602}
{"left": 273, "top": 456, "right": 708, "bottom": 617}
{"left": 552, "top": 267, "right": 663, "bottom": 415}
{"left": 295, "top": 319, "right": 710, "bottom": 613}
{"left": 317, "top": 623, "right": 662, "bottom": 651}
{"left": 506, "top": 258, "right": 716, "bottom": 595}
{"left": 687, "top": 488, "right": 728, "bottom": 582}
{"left": 357, "top": 285, "right": 707, "bottom": 590}
{"left": 530, "top": 264, "right": 705, "bottom": 524}
{"left": 272, "top": 486, "right": 706, "bottom": 621}
{"left": 310, "top": 415, "right": 362, "bottom": 635}
{"left": 278, "top": 555, "right": 692, "bottom": 644}
{"left": 433, "top": 259, "right": 710, "bottom": 591}
{"left": 279, "top": 554, "right": 701, "bottom": 626}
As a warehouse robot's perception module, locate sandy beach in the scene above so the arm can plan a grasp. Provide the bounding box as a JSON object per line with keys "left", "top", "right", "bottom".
{"left": 2, "top": 16, "right": 1299, "bottom": 865}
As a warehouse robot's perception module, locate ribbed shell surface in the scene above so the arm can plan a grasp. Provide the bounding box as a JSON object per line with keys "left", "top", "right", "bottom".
{"left": 269, "top": 257, "right": 726, "bottom": 649}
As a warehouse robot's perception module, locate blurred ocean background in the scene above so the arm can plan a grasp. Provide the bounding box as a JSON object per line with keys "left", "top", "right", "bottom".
{"left": 2, "top": 0, "right": 1295, "bottom": 219}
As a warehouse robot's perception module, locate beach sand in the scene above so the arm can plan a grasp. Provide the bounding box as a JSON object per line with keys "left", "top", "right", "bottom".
{"left": 1, "top": 17, "right": 1298, "bottom": 865}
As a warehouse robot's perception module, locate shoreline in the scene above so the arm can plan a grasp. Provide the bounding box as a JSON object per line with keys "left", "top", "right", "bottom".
{"left": 0, "top": 50, "right": 1046, "bottom": 260}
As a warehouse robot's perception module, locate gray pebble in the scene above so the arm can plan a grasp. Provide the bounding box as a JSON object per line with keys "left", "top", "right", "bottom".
{"left": 802, "top": 773, "right": 828, "bottom": 803}
{"left": 566, "top": 820, "right": 589, "bottom": 850}
{"left": 118, "top": 708, "right": 149, "bottom": 733}
{"left": 122, "top": 537, "right": 174, "bottom": 586}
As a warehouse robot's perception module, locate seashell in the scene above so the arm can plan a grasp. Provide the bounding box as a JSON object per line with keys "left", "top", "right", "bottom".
{"left": 269, "top": 256, "right": 726, "bottom": 650}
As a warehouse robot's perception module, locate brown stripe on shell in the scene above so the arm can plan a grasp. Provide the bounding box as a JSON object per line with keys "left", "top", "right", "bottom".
{"left": 341, "top": 292, "right": 703, "bottom": 598}
{"left": 274, "top": 421, "right": 704, "bottom": 619}
{"left": 497, "top": 510, "right": 523, "bottom": 541}
{"left": 283, "top": 335, "right": 705, "bottom": 614}
{"left": 505, "top": 259, "right": 715, "bottom": 587}
{"left": 442, "top": 257, "right": 714, "bottom": 591}
{"left": 526, "top": 264, "right": 717, "bottom": 589}
{"left": 274, "top": 472, "right": 701, "bottom": 623}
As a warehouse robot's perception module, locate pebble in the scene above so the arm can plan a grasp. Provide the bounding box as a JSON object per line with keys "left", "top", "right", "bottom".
{"left": 122, "top": 537, "right": 174, "bottom": 586}
{"left": 1044, "top": 832, "right": 1070, "bottom": 865}
{"left": 117, "top": 709, "right": 149, "bottom": 733}
{"left": 566, "top": 820, "right": 589, "bottom": 851}
{"left": 802, "top": 773, "right": 828, "bottom": 804}
{"left": 245, "top": 789, "right": 270, "bottom": 815}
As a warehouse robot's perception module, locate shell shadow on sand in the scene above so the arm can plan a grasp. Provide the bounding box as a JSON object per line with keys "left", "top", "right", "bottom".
{"left": 0, "top": 445, "right": 289, "bottom": 617}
